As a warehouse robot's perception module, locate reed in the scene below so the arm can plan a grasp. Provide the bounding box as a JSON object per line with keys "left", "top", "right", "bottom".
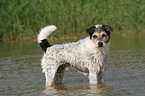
{"left": 0, "top": 0, "right": 144, "bottom": 41}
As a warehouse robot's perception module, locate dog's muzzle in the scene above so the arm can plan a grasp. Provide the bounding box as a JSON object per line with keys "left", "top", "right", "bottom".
{"left": 98, "top": 42, "right": 103, "bottom": 47}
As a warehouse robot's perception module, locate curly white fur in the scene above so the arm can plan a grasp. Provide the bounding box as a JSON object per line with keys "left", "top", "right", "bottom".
{"left": 37, "top": 25, "right": 57, "bottom": 43}
{"left": 38, "top": 25, "right": 110, "bottom": 86}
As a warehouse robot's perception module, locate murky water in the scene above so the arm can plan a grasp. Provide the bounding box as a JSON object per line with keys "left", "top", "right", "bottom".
{"left": 0, "top": 35, "right": 145, "bottom": 96}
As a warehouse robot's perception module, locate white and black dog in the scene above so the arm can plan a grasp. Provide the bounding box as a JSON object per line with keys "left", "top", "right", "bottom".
{"left": 37, "top": 24, "right": 113, "bottom": 86}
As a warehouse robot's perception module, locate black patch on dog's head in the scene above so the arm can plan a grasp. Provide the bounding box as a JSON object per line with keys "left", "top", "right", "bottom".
{"left": 102, "top": 25, "right": 113, "bottom": 39}
{"left": 86, "top": 25, "right": 113, "bottom": 39}
{"left": 86, "top": 26, "right": 96, "bottom": 39}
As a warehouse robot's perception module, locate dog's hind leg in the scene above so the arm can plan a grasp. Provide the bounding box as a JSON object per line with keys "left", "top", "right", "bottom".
{"left": 44, "top": 62, "right": 59, "bottom": 86}
{"left": 54, "top": 64, "right": 66, "bottom": 84}
{"left": 45, "top": 70, "right": 56, "bottom": 86}
{"left": 54, "top": 63, "right": 70, "bottom": 85}
{"left": 45, "top": 63, "right": 69, "bottom": 86}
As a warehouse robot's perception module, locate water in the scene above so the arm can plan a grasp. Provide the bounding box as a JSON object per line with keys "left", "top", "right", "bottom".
{"left": 0, "top": 35, "right": 145, "bottom": 96}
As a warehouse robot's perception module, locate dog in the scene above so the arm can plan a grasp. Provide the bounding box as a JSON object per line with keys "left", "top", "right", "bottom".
{"left": 37, "top": 24, "right": 113, "bottom": 86}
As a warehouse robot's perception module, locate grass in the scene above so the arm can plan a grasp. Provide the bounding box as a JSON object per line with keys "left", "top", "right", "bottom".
{"left": 0, "top": 0, "right": 145, "bottom": 41}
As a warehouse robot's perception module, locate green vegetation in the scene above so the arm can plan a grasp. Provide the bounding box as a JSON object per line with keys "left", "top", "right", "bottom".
{"left": 0, "top": 0, "right": 145, "bottom": 41}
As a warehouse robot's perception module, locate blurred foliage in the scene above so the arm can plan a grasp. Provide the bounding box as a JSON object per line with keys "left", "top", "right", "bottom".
{"left": 0, "top": 0, "right": 145, "bottom": 41}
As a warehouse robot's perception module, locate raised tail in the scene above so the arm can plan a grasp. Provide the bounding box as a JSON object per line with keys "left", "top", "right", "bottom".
{"left": 37, "top": 25, "right": 57, "bottom": 52}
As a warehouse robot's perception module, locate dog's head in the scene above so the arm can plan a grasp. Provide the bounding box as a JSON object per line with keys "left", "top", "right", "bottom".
{"left": 86, "top": 24, "right": 113, "bottom": 48}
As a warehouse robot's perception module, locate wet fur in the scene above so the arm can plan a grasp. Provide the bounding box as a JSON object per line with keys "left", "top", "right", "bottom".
{"left": 38, "top": 24, "right": 113, "bottom": 86}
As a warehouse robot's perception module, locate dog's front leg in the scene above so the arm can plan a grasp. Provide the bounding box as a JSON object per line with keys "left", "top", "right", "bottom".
{"left": 98, "top": 68, "right": 104, "bottom": 84}
{"left": 89, "top": 71, "right": 98, "bottom": 84}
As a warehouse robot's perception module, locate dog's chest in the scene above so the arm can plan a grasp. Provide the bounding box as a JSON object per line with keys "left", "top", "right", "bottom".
{"left": 64, "top": 39, "right": 107, "bottom": 72}
{"left": 71, "top": 49, "right": 106, "bottom": 73}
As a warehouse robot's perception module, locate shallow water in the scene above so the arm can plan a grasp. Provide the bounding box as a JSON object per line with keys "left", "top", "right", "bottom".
{"left": 0, "top": 35, "right": 145, "bottom": 96}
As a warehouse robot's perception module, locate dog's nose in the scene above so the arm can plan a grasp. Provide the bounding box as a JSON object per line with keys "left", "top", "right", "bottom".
{"left": 98, "top": 42, "right": 103, "bottom": 47}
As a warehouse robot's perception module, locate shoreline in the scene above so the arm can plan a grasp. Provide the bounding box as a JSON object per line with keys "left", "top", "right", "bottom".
{"left": 1, "top": 31, "right": 145, "bottom": 43}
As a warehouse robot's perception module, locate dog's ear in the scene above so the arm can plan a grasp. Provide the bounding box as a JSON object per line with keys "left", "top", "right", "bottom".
{"left": 103, "top": 25, "right": 113, "bottom": 32}
{"left": 86, "top": 26, "right": 96, "bottom": 36}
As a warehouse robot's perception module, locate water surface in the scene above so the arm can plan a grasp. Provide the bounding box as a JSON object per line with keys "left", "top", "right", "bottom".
{"left": 0, "top": 35, "right": 145, "bottom": 96}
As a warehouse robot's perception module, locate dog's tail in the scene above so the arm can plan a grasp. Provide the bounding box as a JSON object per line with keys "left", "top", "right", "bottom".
{"left": 37, "top": 25, "right": 57, "bottom": 52}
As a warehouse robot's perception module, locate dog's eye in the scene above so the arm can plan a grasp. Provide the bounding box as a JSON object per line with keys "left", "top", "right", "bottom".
{"left": 102, "top": 34, "right": 107, "bottom": 37}
{"left": 93, "top": 35, "right": 97, "bottom": 38}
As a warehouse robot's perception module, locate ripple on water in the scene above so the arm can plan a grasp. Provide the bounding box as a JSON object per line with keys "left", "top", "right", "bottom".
{"left": 0, "top": 42, "right": 145, "bottom": 96}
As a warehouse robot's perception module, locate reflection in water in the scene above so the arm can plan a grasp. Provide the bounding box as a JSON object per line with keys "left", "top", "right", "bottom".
{"left": 42, "top": 83, "right": 112, "bottom": 96}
